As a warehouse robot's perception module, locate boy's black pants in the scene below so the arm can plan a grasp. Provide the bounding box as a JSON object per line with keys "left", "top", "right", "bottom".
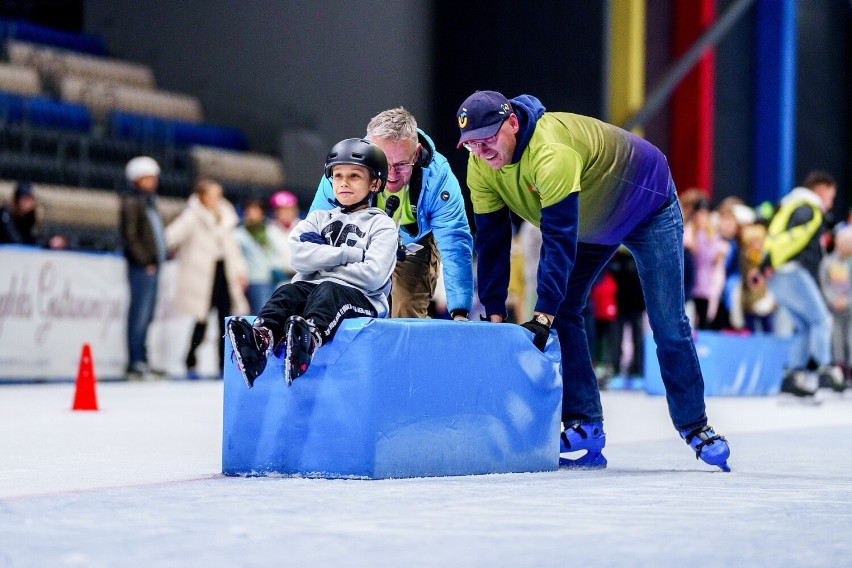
{"left": 256, "top": 280, "right": 377, "bottom": 347}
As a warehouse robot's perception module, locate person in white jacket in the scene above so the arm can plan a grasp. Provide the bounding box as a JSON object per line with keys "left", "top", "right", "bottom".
{"left": 166, "top": 179, "right": 249, "bottom": 377}
{"left": 227, "top": 138, "right": 397, "bottom": 387}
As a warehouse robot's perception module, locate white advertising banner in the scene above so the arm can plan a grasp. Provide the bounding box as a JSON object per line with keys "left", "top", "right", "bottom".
{"left": 0, "top": 246, "right": 220, "bottom": 381}
{"left": 0, "top": 246, "right": 128, "bottom": 380}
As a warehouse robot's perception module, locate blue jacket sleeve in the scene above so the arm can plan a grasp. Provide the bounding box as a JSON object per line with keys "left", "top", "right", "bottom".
{"left": 309, "top": 176, "right": 335, "bottom": 212}
{"left": 425, "top": 163, "right": 474, "bottom": 312}
{"left": 474, "top": 207, "right": 513, "bottom": 317}
{"left": 534, "top": 192, "right": 579, "bottom": 315}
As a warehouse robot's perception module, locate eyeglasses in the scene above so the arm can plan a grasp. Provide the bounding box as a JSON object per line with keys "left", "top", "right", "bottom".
{"left": 388, "top": 161, "right": 416, "bottom": 174}
{"left": 462, "top": 120, "right": 505, "bottom": 152}
{"left": 387, "top": 150, "right": 418, "bottom": 173}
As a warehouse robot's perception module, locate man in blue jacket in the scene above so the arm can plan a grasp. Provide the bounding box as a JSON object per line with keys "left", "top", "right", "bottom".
{"left": 311, "top": 107, "right": 474, "bottom": 319}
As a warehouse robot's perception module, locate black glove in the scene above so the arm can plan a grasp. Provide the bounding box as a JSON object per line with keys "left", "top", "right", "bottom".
{"left": 394, "top": 244, "right": 406, "bottom": 262}
{"left": 299, "top": 231, "right": 326, "bottom": 245}
{"left": 520, "top": 319, "right": 550, "bottom": 351}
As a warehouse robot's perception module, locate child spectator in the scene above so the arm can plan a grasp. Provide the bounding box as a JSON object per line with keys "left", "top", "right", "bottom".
{"left": 740, "top": 224, "right": 775, "bottom": 333}
{"left": 235, "top": 199, "right": 279, "bottom": 314}
{"left": 685, "top": 198, "right": 730, "bottom": 329}
{"left": 267, "top": 190, "right": 301, "bottom": 285}
{"left": 820, "top": 226, "right": 852, "bottom": 384}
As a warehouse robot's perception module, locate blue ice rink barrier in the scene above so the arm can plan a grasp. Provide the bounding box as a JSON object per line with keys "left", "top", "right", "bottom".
{"left": 222, "top": 318, "right": 562, "bottom": 479}
{"left": 644, "top": 331, "right": 793, "bottom": 396}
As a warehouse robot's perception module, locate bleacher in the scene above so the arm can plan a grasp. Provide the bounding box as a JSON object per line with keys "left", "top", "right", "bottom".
{"left": 0, "top": 18, "right": 285, "bottom": 251}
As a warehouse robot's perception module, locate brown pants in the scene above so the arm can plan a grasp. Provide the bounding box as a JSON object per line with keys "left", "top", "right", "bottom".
{"left": 390, "top": 232, "right": 439, "bottom": 318}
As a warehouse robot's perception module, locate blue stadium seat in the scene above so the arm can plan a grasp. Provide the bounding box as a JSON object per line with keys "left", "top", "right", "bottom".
{"left": 0, "top": 18, "right": 107, "bottom": 56}
{"left": 110, "top": 111, "right": 248, "bottom": 151}
{"left": 0, "top": 91, "right": 92, "bottom": 132}
{"left": 27, "top": 97, "right": 92, "bottom": 132}
{"left": 0, "top": 91, "right": 26, "bottom": 123}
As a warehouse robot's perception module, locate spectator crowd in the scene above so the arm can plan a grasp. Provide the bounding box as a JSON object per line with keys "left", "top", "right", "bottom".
{"left": 3, "top": 154, "right": 850, "bottom": 393}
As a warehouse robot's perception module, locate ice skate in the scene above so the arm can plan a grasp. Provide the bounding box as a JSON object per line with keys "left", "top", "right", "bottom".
{"left": 779, "top": 369, "right": 820, "bottom": 404}
{"left": 817, "top": 365, "right": 846, "bottom": 393}
{"left": 680, "top": 424, "right": 730, "bottom": 472}
{"left": 559, "top": 422, "right": 607, "bottom": 469}
{"left": 227, "top": 316, "right": 272, "bottom": 388}
{"left": 284, "top": 315, "right": 320, "bottom": 385}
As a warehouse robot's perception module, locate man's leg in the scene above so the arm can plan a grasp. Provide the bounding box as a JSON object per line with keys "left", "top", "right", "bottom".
{"left": 623, "top": 191, "right": 730, "bottom": 470}
{"left": 552, "top": 243, "right": 619, "bottom": 426}
{"left": 768, "top": 267, "right": 843, "bottom": 391}
{"left": 768, "top": 268, "right": 832, "bottom": 368}
{"left": 126, "top": 264, "right": 158, "bottom": 374}
{"left": 390, "top": 233, "right": 439, "bottom": 318}
{"left": 552, "top": 243, "right": 618, "bottom": 468}
{"left": 622, "top": 192, "right": 707, "bottom": 432}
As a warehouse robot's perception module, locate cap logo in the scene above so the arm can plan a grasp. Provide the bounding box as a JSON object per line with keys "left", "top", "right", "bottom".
{"left": 499, "top": 103, "right": 510, "bottom": 115}
{"left": 458, "top": 110, "right": 468, "bottom": 129}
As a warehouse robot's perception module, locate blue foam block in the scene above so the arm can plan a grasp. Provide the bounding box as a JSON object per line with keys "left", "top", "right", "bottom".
{"left": 222, "top": 318, "right": 562, "bottom": 479}
{"left": 644, "top": 331, "right": 793, "bottom": 396}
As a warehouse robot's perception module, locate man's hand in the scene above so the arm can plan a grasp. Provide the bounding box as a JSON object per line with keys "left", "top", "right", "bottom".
{"left": 520, "top": 317, "right": 550, "bottom": 351}
{"left": 299, "top": 231, "right": 326, "bottom": 245}
{"left": 478, "top": 314, "right": 506, "bottom": 323}
{"left": 450, "top": 309, "right": 469, "bottom": 321}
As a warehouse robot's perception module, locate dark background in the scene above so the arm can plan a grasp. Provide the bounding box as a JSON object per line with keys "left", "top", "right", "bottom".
{"left": 2, "top": 0, "right": 850, "bottom": 218}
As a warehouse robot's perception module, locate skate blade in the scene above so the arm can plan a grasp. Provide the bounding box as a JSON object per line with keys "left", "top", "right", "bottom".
{"left": 283, "top": 321, "right": 296, "bottom": 387}
{"left": 777, "top": 393, "right": 822, "bottom": 406}
{"left": 559, "top": 450, "right": 607, "bottom": 469}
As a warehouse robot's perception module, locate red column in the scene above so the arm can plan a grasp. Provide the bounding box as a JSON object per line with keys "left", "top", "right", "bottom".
{"left": 670, "top": 0, "right": 716, "bottom": 196}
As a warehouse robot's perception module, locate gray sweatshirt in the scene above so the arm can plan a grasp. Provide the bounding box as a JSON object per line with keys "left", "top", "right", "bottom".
{"left": 289, "top": 206, "right": 398, "bottom": 316}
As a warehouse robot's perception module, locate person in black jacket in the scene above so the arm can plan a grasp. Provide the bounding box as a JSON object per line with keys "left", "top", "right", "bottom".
{"left": 120, "top": 157, "right": 167, "bottom": 379}
{"left": 0, "top": 181, "right": 38, "bottom": 246}
{"left": 753, "top": 170, "right": 846, "bottom": 395}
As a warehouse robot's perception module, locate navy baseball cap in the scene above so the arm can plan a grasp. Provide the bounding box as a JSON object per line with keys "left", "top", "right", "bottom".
{"left": 456, "top": 90, "right": 513, "bottom": 148}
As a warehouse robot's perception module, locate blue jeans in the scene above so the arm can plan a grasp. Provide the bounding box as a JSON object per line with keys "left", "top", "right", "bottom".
{"left": 767, "top": 266, "right": 832, "bottom": 368}
{"left": 553, "top": 188, "right": 708, "bottom": 432}
{"left": 127, "top": 264, "right": 159, "bottom": 370}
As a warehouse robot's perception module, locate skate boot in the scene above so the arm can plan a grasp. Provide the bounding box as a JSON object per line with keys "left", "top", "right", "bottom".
{"left": 780, "top": 368, "right": 818, "bottom": 397}
{"left": 680, "top": 424, "right": 730, "bottom": 472}
{"left": 227, "top": 316, "right": 272, "bottom": 388}
{"left": 559, "top": 422, "right": 607, "bottom": 469}
{"left": 817, "top": 365, "right": 846, "bottom": 393}
{"left": 284, "top": 315, "right": 321, "bottom": 385}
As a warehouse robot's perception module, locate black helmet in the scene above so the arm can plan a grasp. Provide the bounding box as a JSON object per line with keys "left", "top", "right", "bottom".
{"left": 323, "top": 138, "right": 388, "bottom": 191}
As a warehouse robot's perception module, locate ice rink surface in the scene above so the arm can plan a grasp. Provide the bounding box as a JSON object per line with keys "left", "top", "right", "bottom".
{"left": 2, "top": 381, "right": 851, "bottom": 568}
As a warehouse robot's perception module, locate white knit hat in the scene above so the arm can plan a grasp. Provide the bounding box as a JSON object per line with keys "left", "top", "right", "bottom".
{"left": 125, "top": 156, "right": 161, "bottom": 182}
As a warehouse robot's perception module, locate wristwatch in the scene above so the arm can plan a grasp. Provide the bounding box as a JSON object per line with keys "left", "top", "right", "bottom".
{"left": 534, "top": 313, "right": 552, "bottom": 327}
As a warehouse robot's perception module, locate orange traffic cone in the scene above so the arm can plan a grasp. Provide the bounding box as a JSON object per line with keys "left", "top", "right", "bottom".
{"left": 72, "top": 343, "right": 99, "bottom": 411}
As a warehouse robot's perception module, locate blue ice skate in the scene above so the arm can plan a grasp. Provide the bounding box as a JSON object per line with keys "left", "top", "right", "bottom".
{"left": 680, "top": 424, "right": 731, "bottom": 472}
{"left": 559, "top": 423, "right": 607, "bottom": 469}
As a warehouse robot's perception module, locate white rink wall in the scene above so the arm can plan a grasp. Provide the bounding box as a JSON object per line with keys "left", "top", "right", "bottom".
{"left": 0, "top": 246, "right": 221, "bottom": 381}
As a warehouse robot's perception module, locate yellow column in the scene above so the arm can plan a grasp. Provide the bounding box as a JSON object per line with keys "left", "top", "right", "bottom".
{"left": 608, "top": 0, "right": 646, "bottom": 135}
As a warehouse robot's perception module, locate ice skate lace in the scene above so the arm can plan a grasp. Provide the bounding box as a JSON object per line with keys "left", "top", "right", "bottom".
{"left": 683, "top": 426, "right": 726, "bottom": 459}
{"left": 560, "top": 425, "right": 589, "bottom": 450}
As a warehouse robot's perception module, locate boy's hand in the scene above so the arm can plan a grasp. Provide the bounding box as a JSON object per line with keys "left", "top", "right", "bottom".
{"left": 299, "top": 231, "right": 326, "bottom": 245}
